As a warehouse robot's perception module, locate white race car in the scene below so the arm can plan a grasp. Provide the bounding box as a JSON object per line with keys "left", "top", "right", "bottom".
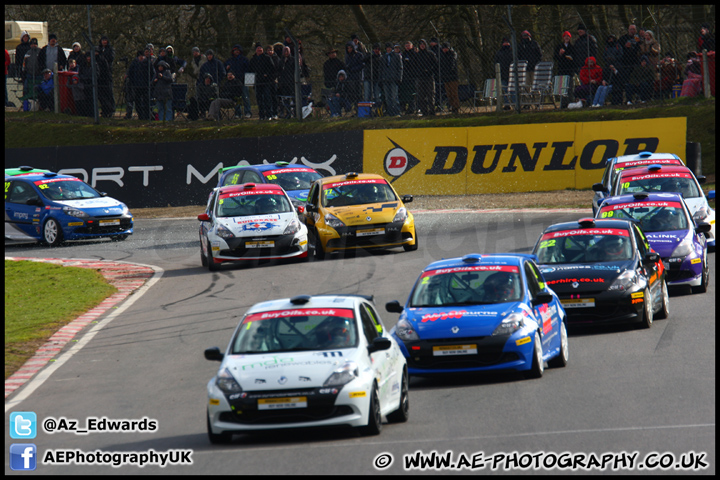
{"left": 205, "top": 294, "right": 409, "bottom": 443}
{"left": 198, "top": 183, "right": 309, "bottom": 270}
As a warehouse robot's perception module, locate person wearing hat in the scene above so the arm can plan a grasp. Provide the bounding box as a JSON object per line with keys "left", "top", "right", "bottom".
{"left": 199, "top": 48, "right": 225, "bottom": 89}
{"left": 439, "top": 42, "right": 460, "bottom": 114}
{"left": 94, "top": 35, "right": 115, "bottom": 118}
{"left": 15, "top": 31, "right": 32, "bottom": 80}
{"left": 188, "top": 46, "right": 207, "bottom": 94}
{"left": 380, "top": 42, "right": 402, "bottom": 116}
{"left": 554, "top": 31, "right": 577, "bottom": 77}
{"left": 639, "top": 30, "right": 661, "bottom": 66}
{"left": 517, "top": 30, "right": 543, "bottom": 73}
{"left": 152, "top": 60, "right": 174, "bottom": 121}
{"left": 323, "top": 47, "right": 344, "bottom": 89}
{"left": 363, "top": 42, "right": 382, "bottom": 104}
{"left": 574, "top": 23, "right": 598, "bottom": 72}
{"left": 34, "top": 68, "right": 54, "bottom": 111}
{"left": 39, "top": 33, "right": 67, "bottom": 72}
{"left": 164, "top": 45, "right": 187, "bottom": 76}
{"left": 21, "top": 38, "right": 42, "bottom": 98}
{"left": 349, "top": 34, "right": 367, "bottom": 56}
{"left": 698, "top": 23, "right": 715, "bottom": 52}
{"left": 126, "top": 49, "right": 154, "bottom": 120}
{"left": 68, "top": 42, "right": 84, "bottom": 67}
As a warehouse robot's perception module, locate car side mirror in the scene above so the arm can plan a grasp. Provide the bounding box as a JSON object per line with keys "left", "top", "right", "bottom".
{"left": 644, "top": 251, "right": 660, "bottom": 263}
{"left": 198, "top": 213, "right": 210, "bottom": 221}
{"left": 305, "top": 204, "right": 316, "bottom": 213}
{"left": 695, "top": 223, "right": 712, "bottom": 234}
{"left": 402, "top": 194, "right": 413, "bottom": 204}
{"left": 385, "top": 300, "right": 403, "bottom": 314}
{"left": 367, "top": 336, "right": 392, "bottom": 354}
{"left": 204, "top": 347, "right": 224, "bottom": 361}
{"left": 532, "top": 290, "right": 554, "bottom": 306}
{"left": 592, "top": 183, "right": 607, "bottom": 193}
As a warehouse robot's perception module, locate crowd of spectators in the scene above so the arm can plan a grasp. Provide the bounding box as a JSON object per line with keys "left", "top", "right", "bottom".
{"left": 4, "top": 23, "right": 715, "bottom": 120}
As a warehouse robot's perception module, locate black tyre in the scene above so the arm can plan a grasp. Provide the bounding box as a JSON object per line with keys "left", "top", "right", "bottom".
{"left": 691, "top": 260, "right": 709, "bottom": 294}
{"left": 386, "top": 368, "right": 409, "bottom": 423}
{"left": 358, "top": 385, "right": 382, "bottom": 436}
{"left": 206, "top": 410, "right": 232, "bottom": 444}
{"left": 207, "top": 240, "right": 220, "bottom": 271}
{"left": 200, "top": 241, "right": 208, "bottom": 267}
{"left": 313, "top": 230, "right": 326, "bottom": 260}
{"left": 638, "top": 288, "right": 653, "bottom": 329}
{"left": 42, "top": 218, "right": 64, "bottom": 246}
{"left": 403, "top": 228, "right": 419, "bottom": 252}
{"left": 524, "top": 332, "right": 544, "bottom": 379}
{"left": 548, "top": 320, "right": 569, "bottom": 368}
{"left": 655, "top": 279, "right": 670, "bottom": 319}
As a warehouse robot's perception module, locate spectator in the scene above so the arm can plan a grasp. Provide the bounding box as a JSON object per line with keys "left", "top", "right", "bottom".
{"left": 296, "top": 39, "right": 310, "bottom": 80}
{"left": 429, "top": 37, "right": 443, "bottom": 108}
{"left": 574, "top": 24, "right": 598, "bottom": 72}
{"left": 22, "top": 38, "right": 42, "bottom": 99}
{"left": 187, "top": 72, "right": 215, "bottom": 120}
{"left": 152, "top": 60, "right": 173, "bottom": 121}
{"left": 208, "top": 70, "right": 243, "bottom": 120}
{"left": 96, "top": 37, "right": 116, "bottom": 118}
{"left": 249, "top": 43, "right": 275, "bottom": 120}
{"left": 399, "top": 40, "right": 418, "bottom": 114}
{"left": 517, "top": 30, "right": 543, "bottom": 75}
{"left": 639, "top": 30, "right": 661, "bottom": 66}
{"left": 199, "top": 49, "right": 225, "bottom": 87}
{"left": 68, "top": 42, "right": 84, "bottom": 67}
{"left": 163, "top": 45, "right": 186, "bottom": 76}
{"left": 618, "top": 24, "right": 641, "bottom": 102}
{"left": 15, "top": 31, "right": 31, "bottom": 80}
{"left": 39, "top": 33, "right": 67, "bottom": 72}
{"left": 554, "top": 31, "right": 577, "bottom": 76}
{"left": 5, "top": 48, "right": 13, "bottom": 107}
{"left": 349, "top": 34, "right": 367, "bottom": 57}
{"left": 380, "top": 42, "right": 402, "bottom": 117}
{"left": 328, "top": 70, "right": 352, "bottom": 117}
{"left": 574, "top": 56, "right": 602, "bottom": 105}
{"left": 277, "top": 46, "right": 295, "bottom": 97}
{"left": 144, "top": 44, "right": 156, "bottom": 64}
{"left": 439, "top": 42, "right": 460, "bottom": 114}
{"left": 266, "top": 43, "right": 281, "bottom": 119}
{"left": 363, "top": 43, "right": 382, "bottom": 105}
{"left": 494, "top": 37, "right": 513, "bottom": 84}
{"left": 224, "top": 44, "right": 251, "bottom": 117}
{"left": 35, "top": 68, "right": 54, "bottom": 111}
{"left": 126, "top": 50, "right": 154, "bottom": 120}
{"left": 625, "top": 55, "right": 655, "bottom": 103}
{"left": 680, "top": 53, "right": 703, "bottom": 97}
{"left": 188, "top": 46, "right": 207, "bottom": 88}
{"left": 415, "top": 39, "right": 437, "bottom": 116}
{"left": 698, "top": 23, "right": 716, "bottom": 52}
{"left": 591, "top": 62, "right": 621, "bottom": 107}
{"left": 657, "top": 52, "right": 682, "bottom": 99}
{"left": 344, "top": 40, "right": 364, "bottom": 105}
{"left": 69, "top": 73, "right": 89, "bottom": 116}
{"left": 77, "top": 50, "right": 98, "bottom": 116}
{"left": 603, "top": 34, "right": 622, "bottom": 68}
{"left": 323, "top": 48, "right": 344, "bottom": 89}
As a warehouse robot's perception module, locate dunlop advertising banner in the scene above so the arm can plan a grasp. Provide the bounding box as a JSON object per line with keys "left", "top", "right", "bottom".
{"left": 364, "top": 118, "right": 686, "bottom": 195}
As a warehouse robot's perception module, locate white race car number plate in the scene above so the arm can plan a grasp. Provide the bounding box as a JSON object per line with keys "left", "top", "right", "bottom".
{"left": 433, "top": 345, "right": 478, "bottom": 356}
{"left": 246, "top": 241, "right": 274, "bottom": 248}
{"left": 257, "top": 396, "right": 307, "bottom": 410}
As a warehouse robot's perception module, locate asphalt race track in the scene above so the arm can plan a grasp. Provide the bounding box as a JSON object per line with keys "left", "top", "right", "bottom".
{"left": 4, "top": 210, "right": 715, "bottom": 474}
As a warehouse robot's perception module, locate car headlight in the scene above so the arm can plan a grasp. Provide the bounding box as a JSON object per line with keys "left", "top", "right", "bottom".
{"left": 491, "top": 312, "right": 524, "bottom": 336}
{"left": 323, "top": 361, "right": 359, "bottom": 387}
{"left": 394, "top": 318, "right": 419, "bottom": 342}
{"left": 283, "top": 218, "right": 301, "bottom": 235}
{"left": 608, "top": 269, "right": 637, "bottom": 291}
{"left": 324, "top": 213, "right": 345, "bottom": 229}
{"left": 216, "top": 224, "right": 235, "bottom": 239}
{"left": 392, "top": 207, "right": 408, "bottom": 223}
{"left": 216, "top": 368, "right": 242, "bottom": 394}
{"left": 120, "top": 203, "right": 129, "bottom": 216}
{"left": 692, "top": 206, "right": 711, "bottom": 223}
{"left": 671, "top": 234, "right": 694, "bottom": 257}
{"left": 62, "top": 206, "right": 88, "bottom": 218}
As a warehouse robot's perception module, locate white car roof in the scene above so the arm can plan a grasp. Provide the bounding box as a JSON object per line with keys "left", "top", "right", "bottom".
{"left": 612, "top": 152, "right": 682, "bottom": 164}
{"left": 245, "top": 294, "right": 373, "bottom": 316}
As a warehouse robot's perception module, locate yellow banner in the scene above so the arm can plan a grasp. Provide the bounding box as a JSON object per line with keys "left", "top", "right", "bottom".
{"left": 363, "top": 118, "right": 686, "bottom": 195}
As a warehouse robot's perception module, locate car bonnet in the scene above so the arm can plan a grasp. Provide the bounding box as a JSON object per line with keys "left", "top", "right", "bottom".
{"left": 539, "top": 261, "right": 632, "bottom": 294}
{"left": 328, "top": 202, "right": 401, "bottom": 226}
{"left": 404, "top": 303, "right": 520, "bottom": 339}
{"left": 51, "top": 196, "right": 127, "bottom": 213}
{"left": 219, "top": 212, "right": 295, "bottom": 236}
{"left": 645, "top": 230, "right": 695, "bottom": 258}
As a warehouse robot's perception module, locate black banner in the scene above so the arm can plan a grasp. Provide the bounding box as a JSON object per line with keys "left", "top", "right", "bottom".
{"left": 5, "top": 132, "right": 363, "bottom": 208}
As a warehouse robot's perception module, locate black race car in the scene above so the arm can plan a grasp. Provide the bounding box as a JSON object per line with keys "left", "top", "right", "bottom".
{"left": 532, "top": 218, "right": 669, "bottom": 328}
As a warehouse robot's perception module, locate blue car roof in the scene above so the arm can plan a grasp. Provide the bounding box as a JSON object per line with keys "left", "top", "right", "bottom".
{"left": 422, "top": 253, "right": 529, "bottom": 272}
{"left": 6, "top": 172, "right": 74, "bottom": 181}
{"left": 599, "top": 192, "right": 685, "bottom": 206}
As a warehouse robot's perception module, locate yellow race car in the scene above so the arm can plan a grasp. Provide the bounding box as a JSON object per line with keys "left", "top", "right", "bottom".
{"left": 302, "top": 172, "right": 417, "bottom": 259}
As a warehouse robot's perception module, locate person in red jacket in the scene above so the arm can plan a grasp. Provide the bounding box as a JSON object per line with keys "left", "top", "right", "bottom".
{"left": 574, "top": 56, "right": 602, "bottom": 105}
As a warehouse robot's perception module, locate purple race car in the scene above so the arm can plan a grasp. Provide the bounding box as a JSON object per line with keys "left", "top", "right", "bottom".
{"left": 596, "top": 192, "right": 711, "bottom": 293}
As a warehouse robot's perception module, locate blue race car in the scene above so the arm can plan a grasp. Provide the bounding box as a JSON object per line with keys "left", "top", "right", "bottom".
{"left": 217, "top": 162, "right": 323, "bottom": 208}
{"left": 596, "top": 192, "right": 711, "bottom": 293}
{"left": 5, "top": 171, "right": 133, "bottom": 246}
{"left": 385, "top": 253, "right": 568, "bottom": 379}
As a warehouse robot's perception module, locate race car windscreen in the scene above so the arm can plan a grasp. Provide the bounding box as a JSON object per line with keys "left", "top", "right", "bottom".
{"left": 35, "top": 178, "right": 101, "bottom": 201}
{"left": 617, "top": 173, "right": 701, "bottom": 198}
{"left": 535, "top": 229, "right": 633, "bottom": 264}
{"left": 322, "top": 179, "right": 397, "bottom": 207}
{"left": 598, "top": 201, "right": 689, "bottom": 233}
{"left": 263, "top": 168, "right": 322, "bottom": 191}
{"left": 217, "top": 193, "right": 292, "bottom": 217}
{"left": 230, "top": 308, "right": 359, "bottom": 353}
{"left": 409, "top": 265, "right": 522, "bottom": 307}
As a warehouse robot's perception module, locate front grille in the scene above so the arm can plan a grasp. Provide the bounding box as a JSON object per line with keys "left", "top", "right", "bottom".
{"left": 74, "top": 217, "right": 133, "bottom": 234}
{"left": 327, "top": 222, "right": 405, "bottom": 249}
{"left": 220, "top": 406, "right": 354, "bottom": 425}
{"left": 222, "top": 235, "right": 300, "bottom": 258}
{"left": 404, "top": 336, "right": 516, "bottom": 370}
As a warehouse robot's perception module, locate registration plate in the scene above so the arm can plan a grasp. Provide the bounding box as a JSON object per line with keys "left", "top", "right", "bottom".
{"left": 561, "top": 298, "right": 595, "bottom": 308}
{"left": 356, "top": 228, "right": 384, "bottom": 237}
{"left": 257, "top": 396, "right": 307, "bottom": 410}
{"left": 433, "top": 344, "right": 478, "bottom": 356}
{"left": 246, "top": 241, "right": 274, "bottom": 248}
{"left": 99, "top": 219, "right": 120, "bottom": 226}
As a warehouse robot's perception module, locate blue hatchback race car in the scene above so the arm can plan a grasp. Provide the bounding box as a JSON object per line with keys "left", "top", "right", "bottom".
{"left": 5, "top": 171, "right": 133, "bottom": 246}
{"left": 217, "top": 162, "right": 323, "bottom": 208}
{"left": 385, "top": 253, "right": 569, "bottom": 379}
{"left": 596, "top": 192, "right": 711, "bottom": 293}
